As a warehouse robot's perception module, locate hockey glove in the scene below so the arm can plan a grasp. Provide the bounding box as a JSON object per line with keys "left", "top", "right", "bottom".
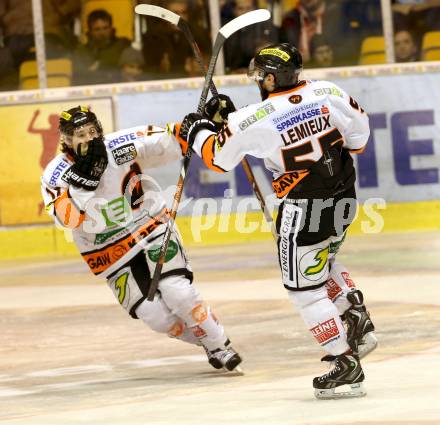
{"left": 66, "top": 137, "right": 108, "bottom": 191}
{"left": 204, "top": 94, "right": 236, "bottom": 129}
{"left": 179, "top": 112, "right": 217, "bottom": 148}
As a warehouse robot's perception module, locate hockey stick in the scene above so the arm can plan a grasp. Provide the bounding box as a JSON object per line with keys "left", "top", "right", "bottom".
{"left": 135, "top": 5, "right": 276, "bottom": 239}
{"left": 135, "top": 7, "right": 271, "bottom": 301}
{"left": 240, "top": 160, "right": 277, "bottom": 239}
{"left": 135, "top": 4, "right": 208, "bottom": 90}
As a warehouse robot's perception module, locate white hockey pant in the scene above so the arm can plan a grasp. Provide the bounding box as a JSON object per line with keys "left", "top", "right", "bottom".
{"left": 135, "top": 275, "right": 227, "bottom": 351}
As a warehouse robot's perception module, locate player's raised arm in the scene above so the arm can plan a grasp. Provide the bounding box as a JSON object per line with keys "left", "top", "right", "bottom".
{"left": 132, "top": 123, "right": 189, "bottom": 169}
{"left": 178, "top": 96, "right": 278, "bottom": 173}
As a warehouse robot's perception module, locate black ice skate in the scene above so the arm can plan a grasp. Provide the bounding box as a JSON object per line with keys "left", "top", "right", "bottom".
{"left": 346, "top": 289, "right": 377, "bottom": 358}
{"left": 313, "top": 353, "right": 366, "bottom": 399}
{"left": 205, "top": 339, "right": 243, "bottom": 373}
{"left": 321, "top": 331, "right": 378, "bottom": 363}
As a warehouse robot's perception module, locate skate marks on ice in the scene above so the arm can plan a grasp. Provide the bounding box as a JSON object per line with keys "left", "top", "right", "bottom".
{"left": 1, "top": 345, "right": 440, "bottom": 425}
{"left": 1, "top": 296, "right": 440, "bottom": 424}
{"left": 1, "top": 231, "right": 440, "bottom": 424}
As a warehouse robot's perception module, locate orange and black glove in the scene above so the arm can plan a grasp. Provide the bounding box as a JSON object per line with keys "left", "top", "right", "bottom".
{"left": 179, "top": 113, "right": 217, "bottom": 148}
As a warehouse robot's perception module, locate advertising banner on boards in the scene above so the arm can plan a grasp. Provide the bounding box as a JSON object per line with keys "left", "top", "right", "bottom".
{"left": 2, "top": 71, "right": 439, "bottom": 226}
{"left": 117, "top": 72, "right": 440, "bottom": 206}
{"left": 0, "top": 98, "right": 114, "bottom": 225}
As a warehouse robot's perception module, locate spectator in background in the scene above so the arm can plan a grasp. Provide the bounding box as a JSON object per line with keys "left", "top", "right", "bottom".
{"left": 223, "top": 0, "right": 279, "bottom": 73}
{"left": 421, "top": 0, "right": 440, "bottom": 31}
{"left": 309, "top": 33, "right": 334, "bottom": 67}
{"left": 0, "top": 0, "right": 35, "bottom": 68}
{"left": 184, "top": 56, "right": 205, "bottom": 77}
{"left": 0, "top": 0, "right": 80, "bottom": 68}
{"left": 0, "top": 46, "right": 17, "bottom": 90}
{"left": 280, "top": 0, "right": 362, "bottom": 65}
{"left": 394, "top": 29, "right": 420, "bottom": 62}
{"left": 43, "top": 0, "right": 80, "bottom": 56}
{"left": 220, "top": 0, "right": 235, "bottom": 24}
{"left": 393, "top": 1, "right": 440, "bottom": 39}
{"left": 73, "top": 9, "right": 130, "bottom": 85}
{"left": 119, "top": 47, "right": 148, "bottom": 82}
{"left": 191, "top": 0, "right": 212, "bottom": 36}
{"left": 341, "top": 0, "right": 383, "bottom": 48}
{"left": 281, "top": 0, "right": 330, "bottom": 63}
{"left": 140, "top": 0, "right": 210, "bottom": 78}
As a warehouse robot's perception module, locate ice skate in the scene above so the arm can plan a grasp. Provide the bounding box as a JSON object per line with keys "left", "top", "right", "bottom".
{"left": 314, "top": 353, "right": 366, "bottom": 399}
{"left": 321, "top": 330, "right": 378, "bottom": 363}
{"left": 357, "top": 331, "right": 378, "bottom": 359}
{"left": 345, "top": 290, "right": 376, "bottom": 357}
{"left": 204, "top": 340, "right": 243, "bottom": 374}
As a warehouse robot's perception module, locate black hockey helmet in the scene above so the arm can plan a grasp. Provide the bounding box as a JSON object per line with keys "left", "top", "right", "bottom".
{"left": 59, "top": 105, "right": 103, "bottom": 138}
{"left": 248, "top": 43, "right": 303, "bottom": 89}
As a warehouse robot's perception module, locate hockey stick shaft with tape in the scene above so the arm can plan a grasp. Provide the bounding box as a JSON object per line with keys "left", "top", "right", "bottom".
{"left": 135, "top": 5, "right": 276, "bottom": 239}
{"left": 135, "top": 7, "right": 271, "bottom": 300}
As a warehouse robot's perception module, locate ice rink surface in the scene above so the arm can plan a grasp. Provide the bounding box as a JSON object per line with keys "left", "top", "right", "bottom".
{"left": 1, "top": 231, "right": 439, "bottom": 425}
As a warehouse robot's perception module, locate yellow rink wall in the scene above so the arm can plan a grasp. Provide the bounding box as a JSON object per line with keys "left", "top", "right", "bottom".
{"left": 0, "top": 99, "right": 114, "bottom": 226}
{"left": 0, "top": 200, "right": 439, "bottom": 260}
{"left": 1, "top": 63, "right": 439, "bottom": 261}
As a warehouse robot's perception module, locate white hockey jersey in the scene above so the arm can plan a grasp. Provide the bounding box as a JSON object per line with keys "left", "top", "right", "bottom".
{"left": 192, "top": 80, "right": 370, "bottom": 199}
{"left": 41, "top": 124, "right": 185, "bottom": 277}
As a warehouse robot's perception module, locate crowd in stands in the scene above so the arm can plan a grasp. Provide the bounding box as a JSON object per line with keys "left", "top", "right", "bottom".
{"left": 222, "top": 0, "right": 279, "bottom": 73}
{"left": 1, "top": 0, "right": 440, "bottom": 91}
{"left": 140, "top": 0, "right": 211, "bottom": 79}
{"left": 392, "top": 0, "right": 440, "bottom": 62}
{"left": 0, "top": 0, "right": 80, "bottom": 89}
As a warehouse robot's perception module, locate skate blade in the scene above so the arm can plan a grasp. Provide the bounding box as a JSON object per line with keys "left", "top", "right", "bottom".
{"left": 358, "top": 332, "right": 378, "bottom": 360}
{"left": 221, "top": 365, "right": 244, "bottom": 376}
{"left": 233, "top": 365, "right": 244, "bottom": 375}
{"left": 314, "top": 382, "right": 366, "bottom": 400}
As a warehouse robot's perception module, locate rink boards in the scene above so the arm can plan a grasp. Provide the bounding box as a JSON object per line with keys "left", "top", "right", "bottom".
{"left": 0, "top": 62, "right": 439, "bottom": 259}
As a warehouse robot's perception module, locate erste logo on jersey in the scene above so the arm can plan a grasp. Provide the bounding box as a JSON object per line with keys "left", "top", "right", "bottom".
{"left": 49, "top": 160, "right": 69, "bottom": 186}
{"left": 108, "top": 130, "right": 145, "bottom": 149}
{"left": 111, "top": 143, "right": 137, "bottom": 165}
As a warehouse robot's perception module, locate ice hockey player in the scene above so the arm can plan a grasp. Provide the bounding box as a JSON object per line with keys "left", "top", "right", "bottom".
{"left": 178, "top": 43, "right": 377, "bottom": 399}
{"left": 41, "top": 106, "right": 242, "bottom": 373}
